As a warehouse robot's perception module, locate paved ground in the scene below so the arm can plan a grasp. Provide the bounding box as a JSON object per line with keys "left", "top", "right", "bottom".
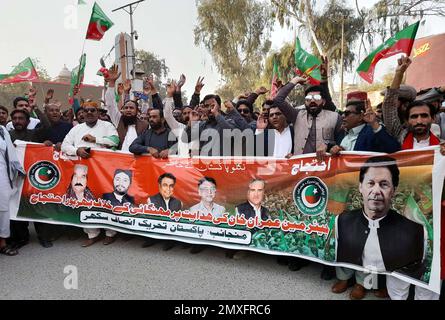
{"left": 1, "top": 228, "right": 383, "bottom": 300}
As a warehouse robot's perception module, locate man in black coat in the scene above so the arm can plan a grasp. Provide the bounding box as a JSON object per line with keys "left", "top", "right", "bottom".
{"left": 334, "top": 156, "right": 426, "bottom": 299}
{"left": 235, "top": 178, "right": 270, "bottom": 221}
{"left": 148, "top": 173, "right": 182, "bottom": 212}
{"left": 102, "top": 169, "right": 134, "bottom": 206}
{"left": 142, "top": 173, "right": 182, "bottom": 251}
{"left": 227, "top": 179, "right": 270, "bottom": 260}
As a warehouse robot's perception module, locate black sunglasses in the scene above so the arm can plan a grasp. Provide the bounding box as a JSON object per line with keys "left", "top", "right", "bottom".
{"left": 84, "top": 108, "right": 98, "bottom": 113}
{"left": 238, "top": 108, "right": 250, "bottom": 114}
{"left": 343, "top": 110, "right": 361, "bottom": 117}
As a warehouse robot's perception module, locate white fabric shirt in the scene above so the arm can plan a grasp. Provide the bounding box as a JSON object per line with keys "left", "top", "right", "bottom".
{"left": 104, "top": 87, "right": 138, "bottom": 152}
{"left": 164, "top": 97, "right": 198, "bottom": 157}
{"left": 273, "top": 126, "right": 292, "bottom": 158}
{"left": 362, "top": 212, "right": 387, "bottom": 272}
{"left": 61, "top": 119, "right": 119, "bottom": 156}
{"left": 6, "top": 117, "right": 40, "bottom": 131}
{"left": 121, "top": 125, "right": 138, "bottom": 153}
{"left": 255, "top": 126, "right": 292, "bottom": 158}
{"left": 413, "top": 136, "right": 430, "bottom": 150}
{"left": 340, "top": 124, "right": 366, "bottom": 151}
{"left": 190, "top": 201, "right": 225, "bottom": 218}
{"left": 248, "top": 201, "right": 262, "bottom": 220}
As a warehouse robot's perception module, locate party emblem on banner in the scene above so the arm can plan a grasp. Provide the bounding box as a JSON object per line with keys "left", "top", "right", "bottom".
{"left": 293, "top": 177, "right": 328, "bottom": 216}
{"left": 28, "top": 161, "right": 61, "bottom": 191}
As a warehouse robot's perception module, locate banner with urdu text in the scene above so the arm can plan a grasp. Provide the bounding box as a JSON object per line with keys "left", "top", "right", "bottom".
{"left": 10, "top": 143, "right": 444, "bottom": 293}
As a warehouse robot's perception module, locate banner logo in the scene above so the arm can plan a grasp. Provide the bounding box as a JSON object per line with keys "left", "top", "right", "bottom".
{"left": 413, "top": 43, "right": 431, "bottom": 58}
{"left": 28, "top": 161, "right": 61, "bottom": 190}
{"left": 293, "top": 177, "right": 328, "bottom": 216}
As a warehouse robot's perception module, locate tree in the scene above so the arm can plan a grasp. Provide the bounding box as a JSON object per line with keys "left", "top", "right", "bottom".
{"left": 194, "top": 0, "right": 273, "bottom": 99}
{"left": 258, "top": 43, "right": 306, "bottom": 107}
{"left": 134, "top": 49, "right": 169, "bottom": 98}
{"left": 271, "top": 0, "right": 445, "bottom": 72}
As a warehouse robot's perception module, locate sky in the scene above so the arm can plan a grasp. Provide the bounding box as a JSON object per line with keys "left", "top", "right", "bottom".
{"left": 1, "top": 0, "right": 445, "bottom": 97}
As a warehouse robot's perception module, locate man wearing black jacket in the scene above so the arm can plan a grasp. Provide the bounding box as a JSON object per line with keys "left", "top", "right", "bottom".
{"left": 335, "top": 156, "right": 426, "bottom": 299}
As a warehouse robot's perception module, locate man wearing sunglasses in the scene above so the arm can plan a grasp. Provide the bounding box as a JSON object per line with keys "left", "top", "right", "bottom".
{"left": 273, "top": 76, "right": 343, "bottom": 160}
{"left": 325, "top": 92, "right": 400, "bottom": 157}
{"left": 61, "top": 101, "right": 119, "bottom": 247}
{"left": 255, "top": 106, "right": 294, "bottom": 158}
{"left": 273, "top": 73, "right": 342, "bottom": 280}
{"left": 62, "top": 101, "right": 119, "bottom": 159}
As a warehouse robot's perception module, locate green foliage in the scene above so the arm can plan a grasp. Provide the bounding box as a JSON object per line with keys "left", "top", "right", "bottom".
{"left": 195, "top": 0, "right": 273, "bottom": 99}
{"left": 259, "top": 43, "right": 305, "bottom": 106}
{"left": 135, "top": 49, "right": 172, "bottom": 100}
{"left": 271, "top": 0, "right": 445, "bottom": 75}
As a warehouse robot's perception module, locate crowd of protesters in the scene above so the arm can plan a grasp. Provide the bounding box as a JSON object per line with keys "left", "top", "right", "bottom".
{"left": 0, "top": 56, "right": 445, "bottom": 300}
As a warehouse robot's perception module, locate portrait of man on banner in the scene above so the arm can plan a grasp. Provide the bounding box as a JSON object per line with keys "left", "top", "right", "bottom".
{"left": 148, "top": 173, "right": 182, "bottom": 212}
{"left": 235, "top": 178, "right": 270, "bottom": 221}
{"left": 190, "top": 177, "right": 225, "bottom": 218}
{"left": 102, "top": 169, "right": 134, "bottom": 206}
{"left": 65, "top": 164, "right": 95, "bottom": 201}
{"left": 335, "top": 156, "right": 426, "bottom": 280}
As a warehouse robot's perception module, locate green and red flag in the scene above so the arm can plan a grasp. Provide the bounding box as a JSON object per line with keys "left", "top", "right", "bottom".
{"left": 270, "top": 57, "right": 282, "bottom": 99}
{"left": 294, "top": 37, "right": 322, "bottom": 85}
{"left": 0, "top": 57, "right": 39, "bottom": 84}
{"left": 69, "top": 54, "right": 87, "bottom": 104}
{"left": 86, "top": 2, "right": 114, "bottom": 41}
{"left": 357, "top": 21, "right": 420, "bottom": 83}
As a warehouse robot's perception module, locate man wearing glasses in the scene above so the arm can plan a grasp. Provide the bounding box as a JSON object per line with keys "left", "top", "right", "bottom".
{"left": 273, "top": 76, "right": 343, "bottom": 159}
{"left": 326, "top": 92, "right": 400, "bottom": 157}
{"left": 61, "top": 101, "right": 119, "bottom": 247}
{"left": 189, "top": 177, "right": 225, "bottom": 219}
{"left": 61, "top": 101, "right": 119, "bottom": 159}
{"left": 255, "top": 105, "right": 294, "bottom": 158}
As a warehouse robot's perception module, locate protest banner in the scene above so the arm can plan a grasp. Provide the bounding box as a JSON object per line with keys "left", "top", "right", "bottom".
{"left": 10, "top": 142, "right": 444, "bottom": 293}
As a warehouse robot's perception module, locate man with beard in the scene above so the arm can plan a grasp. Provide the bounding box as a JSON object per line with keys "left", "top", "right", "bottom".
{"left": 273, "top": 75, "right": 342, "bottom": 279}
{"left": 273, "top": 76, "right": 343, "bottom": 160}
{"left": 61, "top": 101, "right": 119, "bottom": 159}
{"left": 6, "top": 97, "right": 41, "bottom": 131}
{"left": 188, "top": 94, "right": 250, "bottom": 156}
{"left": 61, "top": 101, "right": 119, "bottom": 246}
{"left": 102, "top": 169, "right": 134, "bottom": 206}
{"left": 65, "top": 164, "right": 118, "bottom": 247}
{"left": 8, "top": 108, "right": 53, "bottom": 249}
{"left": 104, "top": 65, "right": 148, "bottom": 152}
{"left": 129, "top": 108, "right": 175, "bottom": 158}
{"left": 382, "top": 56, "right": 438, "bottom": 149}
{"left": 0, "top": 106, "right": 8, "bottom": 127}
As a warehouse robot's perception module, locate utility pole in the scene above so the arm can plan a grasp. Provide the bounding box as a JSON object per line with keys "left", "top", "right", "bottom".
{"left": 112, "top": 0, "right": 145, "bottom": 80}
{"left": 340, "top": 16, "right": 345, "bottom": 110}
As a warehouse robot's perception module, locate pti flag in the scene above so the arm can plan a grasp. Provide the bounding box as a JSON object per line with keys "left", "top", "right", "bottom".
{"left": 86, "top": 2, "right": 114, "bottom": 41}
{"left": 270, "top": 57, "right": 281, "bottom": 99}
{"left": 357, "top": 21, "right": 420, "bottom": 83}
{"left": 294, "top": 37, "right": 322, "bottom": 85}
{"left": 0, "top": 58, "right": 39, "bottom": 84}
{"left": 69, "top": 54, "right": 87, "bottom": 103}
